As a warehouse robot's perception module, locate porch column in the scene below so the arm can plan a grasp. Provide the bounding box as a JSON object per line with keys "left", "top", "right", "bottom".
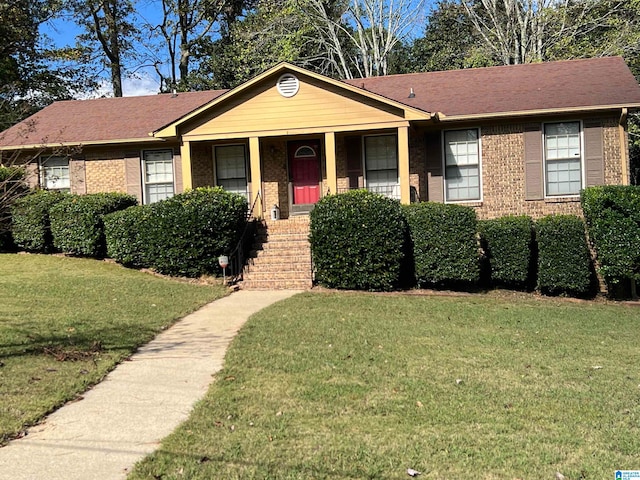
{"left": 179, "top": 140, "right": 193, "bottom": 191}
{"left": 398, "top": 125, "right": 410, "bottom": 204}
{"left": 325, "top": 132, "right": 337, "bottom": 195}
{"left": 249, "top": 136, "right": 263, "bottom": 217}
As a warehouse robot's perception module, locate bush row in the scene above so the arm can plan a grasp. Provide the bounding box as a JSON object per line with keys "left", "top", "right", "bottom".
{"left": 310, "top": 192, "right": 595, "bottom": 297}
{"left": 104, "top": 187, "right": 248, "bottom": 277}
{"left": 10, "top": 188, "right": 248, "bottom": 279}
{"left": 0, "top": 166, "right": 29, "bottom": 251}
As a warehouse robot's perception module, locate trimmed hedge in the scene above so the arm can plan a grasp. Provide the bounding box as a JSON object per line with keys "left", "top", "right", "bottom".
{"left": 479, "top": 215, "right": 534, "bottom": 289}
{"left": 309, "top": 190, "right": 407, "bottom": 291}
{"left": 11, "top": 190, "right": 70, "bottom": 252}
{"left": 50, "top": 193, "right": 138, "bottom": 257}
{"left": 0, "top": 166, "right": 28, "bottom": 251}
{"left": 404, "top": 202, "right": 479, "bottom": 287}
{"left": 536, "top": 215, "right": 593, "bottom": 296}
{"left": 104, "top": 205, "right": 153, "bottom": 268}
{"left": 581, "top": 186, "right": 640, "bottom": 287}
{"left": 105, "top": 187, "right": 248, "bottom": 277}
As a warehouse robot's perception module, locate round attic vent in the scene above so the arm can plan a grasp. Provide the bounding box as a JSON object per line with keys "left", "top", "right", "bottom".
{"left": 277, "top": 74, "right": 299, "bottom": 98}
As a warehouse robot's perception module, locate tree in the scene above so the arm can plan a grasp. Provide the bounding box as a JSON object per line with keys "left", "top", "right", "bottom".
{"left": 410, "top": 0, "right": 495, "bottom": 72}
{"left": 0, "top": 1, "right": 87, "bottom": 130}
{"left": 302, "top": 0, "right": 425, "bottom": 78}
{"left": 147, "top": 0, "right": 249, "bottom": 91}
{"left": 69, "top": 0, "right": 139, "bottom": 97}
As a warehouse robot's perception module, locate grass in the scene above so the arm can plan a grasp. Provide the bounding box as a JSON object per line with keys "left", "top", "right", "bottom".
{"left": 130, "top": 291, "right": 640, "bottom": 479}
{"left": 0, "top": 254, "right": 227, "bottom": 445}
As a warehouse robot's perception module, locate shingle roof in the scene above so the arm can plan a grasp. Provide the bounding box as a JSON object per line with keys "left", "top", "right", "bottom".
{"left": 345, "top": 56, "right": 640, "bottom": 118}
{"left": 1, "top": 57, "right": 639, "bottom": 149}
{"left": 0, "top": 90, "right": 226, "bottom": 148}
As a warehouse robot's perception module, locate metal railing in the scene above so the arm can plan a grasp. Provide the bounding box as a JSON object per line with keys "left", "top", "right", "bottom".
{"left": 228, "top": 191, "right": 262, "bottom": 284}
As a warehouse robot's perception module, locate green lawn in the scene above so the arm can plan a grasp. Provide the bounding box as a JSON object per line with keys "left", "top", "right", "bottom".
{"left": 0, "top": 254, "right": 227, "bottom": 445}
{"left": 130, "top": 291, "right": 640, "bottom": 479}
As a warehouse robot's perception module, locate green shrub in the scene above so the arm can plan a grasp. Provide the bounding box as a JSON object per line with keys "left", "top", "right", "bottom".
{"left": 309, "top": 190, "right": 407, "bottom": 291}
{"left": 0, "top": 166, "right": 28, "bottom": 251}
{"left": 11, "top": 190, "right": 69, "bottom": 252}
{"left": 139, "top": 187, "right": 248, "bottom": 277}
{"left": 536, "top": 215, "right": 593, "bottom": 296}
{"left": 50, "top": 193, "right": 138, "bottom": 257}
{"left": 581, "top": 186, "right": 640, "bottom": 288}
{"left": 404, "top": 202, "right": 479, "bottom": 288}
{"left": 104, "top": 205, "right": 154, "bottom": 268}
{"left": 479, "top": 215, "right": 534, "bottom": 289}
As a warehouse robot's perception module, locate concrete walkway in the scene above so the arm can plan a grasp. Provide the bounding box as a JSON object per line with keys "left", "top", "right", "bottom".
{"left": 0, "top": 289, "right": 300, "bottom": 480}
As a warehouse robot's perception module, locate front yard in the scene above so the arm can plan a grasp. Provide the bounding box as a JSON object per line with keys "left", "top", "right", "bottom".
{"left": 130, "top": 291, "right": 640, "bottom": 479}
{"left": 0, "top": 254, "right": 226, "bottom": 445}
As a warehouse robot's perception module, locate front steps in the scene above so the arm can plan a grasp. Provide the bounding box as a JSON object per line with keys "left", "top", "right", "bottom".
{"left": 240, "top": 216, "right": 313, "bottom": 290}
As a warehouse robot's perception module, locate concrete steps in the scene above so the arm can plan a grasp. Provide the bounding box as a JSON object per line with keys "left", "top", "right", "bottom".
{"left": 240, "top": 217, "right": 313, "bottom": 290}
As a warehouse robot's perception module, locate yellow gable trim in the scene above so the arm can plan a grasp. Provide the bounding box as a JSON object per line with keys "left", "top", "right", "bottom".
{"left": 153, "top": 63, "right": 431, "bottom": 138}
{"left": 179, "top": 76, "right": 415, "bottom": 139}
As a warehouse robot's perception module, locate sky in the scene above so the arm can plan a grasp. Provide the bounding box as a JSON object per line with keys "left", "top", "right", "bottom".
{"left": 40, "top": 1, "right": 432, "bottom": 99}
{"left": 41, "top": 4, "right": 164, "bottom": 98}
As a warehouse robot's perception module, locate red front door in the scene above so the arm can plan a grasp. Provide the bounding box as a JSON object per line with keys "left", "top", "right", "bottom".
{"left": 290, "top": 141, "right": 320, "bottom": 204}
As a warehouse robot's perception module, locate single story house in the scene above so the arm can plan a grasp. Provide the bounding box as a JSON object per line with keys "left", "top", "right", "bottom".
{"left": 1, "top": 57, "right": 640, "bottom": 224}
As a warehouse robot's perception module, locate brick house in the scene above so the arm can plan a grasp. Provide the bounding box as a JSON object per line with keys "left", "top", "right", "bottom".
{"left": 1, "top": 57, "right": 639, "bottom": 288}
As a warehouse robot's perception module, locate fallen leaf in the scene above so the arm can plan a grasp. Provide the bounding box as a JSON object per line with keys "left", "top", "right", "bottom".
{"left": 416, "top": 401, "right": 423, "bottom": 408}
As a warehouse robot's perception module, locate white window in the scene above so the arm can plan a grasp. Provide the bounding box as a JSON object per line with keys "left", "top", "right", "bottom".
{"left": 544, "top": 122, "right": 582, "bottom": 196}
{"left": 444, "top": 129, "right": 481, "bottom": 202}
{"left": 143, "top": 150, "right": 174, "bottom": 204}
{"left": 364, "top": 135, "right": 399, "bottom": 199}
{"left": 215, "top": 145, "right": 248, "bottom": 198}
{"left": 40, "top": 156, "right": 70, "bottom": 192}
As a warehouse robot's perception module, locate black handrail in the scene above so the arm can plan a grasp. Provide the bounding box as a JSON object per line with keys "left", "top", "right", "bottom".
{"left": 228, "top": 191, "right": 262, "bottom": 284}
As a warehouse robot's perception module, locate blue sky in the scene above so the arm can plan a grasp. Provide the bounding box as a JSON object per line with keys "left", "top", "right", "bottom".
{"left": 40, "top": 1, "right": 432, "bottom": 98}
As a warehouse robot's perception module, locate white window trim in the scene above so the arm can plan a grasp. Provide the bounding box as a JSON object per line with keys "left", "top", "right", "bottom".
{"left": 212, "top": 143, "right": 249, "bottom": 199}
{"left": 39, "top": 155, "right": 70, "bottom": 192}
{"left": 442, "top": 127, "right": 483, "bottom": 204}
{"left": 543, "top": 120, "right": 584, "bottom": 199}
{"left": 362, "top": 133, "right": 400, "bottom": 199}
{"left": 141, "top": 148, "right": 176, "bottom": 205}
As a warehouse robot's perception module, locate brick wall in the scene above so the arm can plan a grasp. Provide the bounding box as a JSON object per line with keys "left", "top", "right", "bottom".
{"left": 83, "top": 149, "right": 128, "bottom": 193}
{"left": 421, "top": 116, "right": 624, "bottom": 220}
{"left": 261, "top": 138, "right": 290, "bottom": 218}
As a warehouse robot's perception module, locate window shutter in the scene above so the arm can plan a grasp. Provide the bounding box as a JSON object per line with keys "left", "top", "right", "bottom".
{"left": 425, "top": 131, "right": 443, "bottom": 202}
{"left": 69, "top": 159, "right": 86, "bottom": 194}
{"left": 345, "top": 136, "right": 362, "bottom": 189}
{"left": 124, "top": 153, "right": 143, "bottom": 203}
{"left": 173, "top": 149, "right": 183, "bottom": 194}
{"left": 584, "top": 120, "right": 604, "bottom": 187}
{"left": 524, "top": 124, "right": 543, "bottom": 200}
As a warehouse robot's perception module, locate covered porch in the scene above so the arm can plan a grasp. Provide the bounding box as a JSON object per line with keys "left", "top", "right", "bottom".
{"left": 178, "top": 125, "right": 413, "bottom": 219}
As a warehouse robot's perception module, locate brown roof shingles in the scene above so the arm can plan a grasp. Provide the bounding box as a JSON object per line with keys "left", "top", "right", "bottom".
{"left": 345, "top": 56, "right": 640, "bottom": 117}
{"left": 1, "top": 57, "right": 639, "bottom": 149}
{"left": 0, "top": 90, "right": 226, "bottom": 148}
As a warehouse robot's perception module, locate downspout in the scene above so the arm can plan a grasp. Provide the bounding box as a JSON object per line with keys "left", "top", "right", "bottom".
{"left": 619, "top": 107, "right": 629, "bottom": 185}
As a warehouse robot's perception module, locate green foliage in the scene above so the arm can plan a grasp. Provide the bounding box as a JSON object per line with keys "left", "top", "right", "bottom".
{"left": 403, "top": 202, "right": 479, "bottom": 288}
{"left": 11, "top": 190, "right": 69, "bottom": 252}
{"left": 309, "top": 190, "right": 407, "bottom": 291}
{"left": 105, "top": 187, "right": 248, "bottom": 277}
{"left": 103, "top": 205, "right": 153, "bottom": 268}
{"left": 536, "top": 215, "right": 593, "bottom": 296}
{"left": 581, "top": 186, "right": 640, "bottom": 286}
{"left": 50, "top": 193, "right": 137, "bottom": 257}
{"left": 479, "top": 215, "right": 534, "bottom": 289}
{"left": 0, "top": 166, "right": 28, "bottom": 251}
